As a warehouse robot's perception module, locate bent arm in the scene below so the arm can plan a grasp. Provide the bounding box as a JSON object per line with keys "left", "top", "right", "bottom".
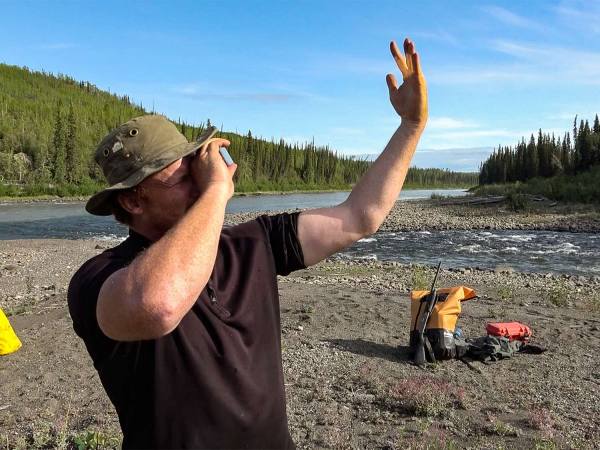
{"left": 96, "top": 185, "right": 230, "bottom": 341}
{"left": 299, "top": 122, "right": 423, "bottom": 265}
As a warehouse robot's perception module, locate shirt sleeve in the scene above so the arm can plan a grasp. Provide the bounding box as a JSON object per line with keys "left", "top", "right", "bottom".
{"left": 67, "top": 253, "right": 125, "bottom": 368}
{"left": 256, "top": 212, "right": 306, "bottom": 276}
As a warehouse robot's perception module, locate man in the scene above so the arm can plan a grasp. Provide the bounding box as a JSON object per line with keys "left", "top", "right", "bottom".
{"left": 68, "top": 38, "right": 427, "bottom": 449}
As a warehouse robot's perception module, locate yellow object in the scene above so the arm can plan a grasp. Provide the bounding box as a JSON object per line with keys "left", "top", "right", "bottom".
{"left": 411, "top": 286, "right": 477, "bottom": 332}
{"left": 0, "top": 308, "right": 21, "bottom": 355}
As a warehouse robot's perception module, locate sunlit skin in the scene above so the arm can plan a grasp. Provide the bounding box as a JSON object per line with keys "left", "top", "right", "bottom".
{"left": 386, "top": 38, "right": 428, "bottom": 126}
{"left": 117, "top": 138, "right": 235, "bottom": 242}
{"left": 297, "top": 37, "right": 428, "bottom": 265}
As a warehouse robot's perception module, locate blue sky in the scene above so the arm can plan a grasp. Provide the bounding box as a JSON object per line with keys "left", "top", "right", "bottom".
{"left": 1, "top": 0, "right": 599, "bottom": 171}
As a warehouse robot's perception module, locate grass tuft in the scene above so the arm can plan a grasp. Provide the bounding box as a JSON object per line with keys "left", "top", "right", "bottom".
{"left": 411, "top": 265, "right": 430, "bottom": 291}
{"left": 389, "top": 376, "right": 465, "bottom": 418}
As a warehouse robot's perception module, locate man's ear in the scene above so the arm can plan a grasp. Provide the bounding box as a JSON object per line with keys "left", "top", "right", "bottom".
{"left": 117, "top": 189, "right": 144, "bottom": 216}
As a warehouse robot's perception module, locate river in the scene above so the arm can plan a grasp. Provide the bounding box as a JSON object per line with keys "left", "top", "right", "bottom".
{"left": 1, "top": 189, "right": 598, "bottom": 275}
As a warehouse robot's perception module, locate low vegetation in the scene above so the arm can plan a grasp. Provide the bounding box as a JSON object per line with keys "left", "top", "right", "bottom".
{"left": 411, "top": 265, "right": 430, "bottom": 291}
{"left": 474, "top": 166, "right": 600, "bottom": 205}
{"left": 389, "top": 377, "right": 466, "bottom": 418}
{"left": 2, "top": 425, "right": 120, "bottom": 450}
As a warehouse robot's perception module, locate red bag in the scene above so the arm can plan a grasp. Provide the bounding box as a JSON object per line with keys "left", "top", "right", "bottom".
{"left": 486, "top": 322, "right": 532, "bottom": 341}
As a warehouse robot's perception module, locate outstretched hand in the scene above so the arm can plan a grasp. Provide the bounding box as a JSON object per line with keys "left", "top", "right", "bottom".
{"left": 386, "top": 38, "right": 428, "bottom": 127}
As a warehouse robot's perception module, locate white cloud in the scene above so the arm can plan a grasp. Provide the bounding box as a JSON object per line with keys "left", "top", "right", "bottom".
{"left": 545, "top": 112, "right": 599, "bottom": 127}
{"left": 491, "top": 39, "right": 600, "bottom": 83}
{"left": 482, "top": 5, "right": 547, "bottom": 32}
{"left": 412, "top": 30, "right": 460, "bottom": 47}
{"left": 426, "top": 129, "right": 519, "bottom": 141}
{"left": 427, "top": 117, "right": 478, "bottom": 130}
{"left": 429, "top": 40, "right": 600, "bottom": 86}
{"left": 172, "top": 83, "right": 301, "bottom": 103}
{"left": 416, "top": 146, "right": 493, "bottom": 154}
{"left": 279, "top": 135, "right": 316, "bottom": 145}
{"left": 428, "top": 64, "right": 543, "bottom": 85}
{"left": 330, "top": 127, "right": 366, "bottom": 136}
{"left": 554, "top": 1, "right": 600, "bottom": 34}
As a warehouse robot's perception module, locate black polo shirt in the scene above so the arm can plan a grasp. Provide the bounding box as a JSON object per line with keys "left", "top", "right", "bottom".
{"left": 68, "top": 212, "right": 305, "bottom": 449}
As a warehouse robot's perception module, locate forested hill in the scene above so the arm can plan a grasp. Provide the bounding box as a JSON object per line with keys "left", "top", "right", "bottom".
{"left": 479, "top": 115, "right": 600, "bottom": 185}
{"left": 0, "top": 63, "right": 476, "bottom": 197}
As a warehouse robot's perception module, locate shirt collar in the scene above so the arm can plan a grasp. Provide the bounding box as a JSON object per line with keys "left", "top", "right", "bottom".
{"left": 127, "top": 228, "right": 152, "bottom": 251}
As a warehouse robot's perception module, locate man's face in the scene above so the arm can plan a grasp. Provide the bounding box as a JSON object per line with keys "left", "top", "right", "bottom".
{"left": 135, "top": 155, "right": 199, "bottom": 236}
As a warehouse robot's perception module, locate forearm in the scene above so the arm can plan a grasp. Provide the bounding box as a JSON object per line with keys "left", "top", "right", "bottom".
{"left": 346, "top": 121, "right": 424, "bottom": 233}
{"left": 126, "top": 184, "right": 229, "bottom": 330}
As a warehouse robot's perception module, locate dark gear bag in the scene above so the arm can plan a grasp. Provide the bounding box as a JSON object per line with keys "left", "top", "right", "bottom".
{"left": 463, "top": 336, "right": 522, "bottom": 362}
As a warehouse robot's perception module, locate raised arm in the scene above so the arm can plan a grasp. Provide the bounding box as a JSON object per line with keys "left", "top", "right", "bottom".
{"left": 298, "top": 38, "right": 428, "bottom": 266}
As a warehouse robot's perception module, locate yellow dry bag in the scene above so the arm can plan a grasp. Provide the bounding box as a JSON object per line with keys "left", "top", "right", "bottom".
{"left": 0, "top": 308, "right": 21, "bottom": 355}
{"left": 410, "top": 286, "right": 476, "bottom": 360}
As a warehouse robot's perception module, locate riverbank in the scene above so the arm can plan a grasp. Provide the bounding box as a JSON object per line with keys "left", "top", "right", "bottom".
{"left": 222, "top": 197, "right": 600, "bottom": 233}
{"left": 0, "top": 238, "right": 598, "bottom": 449}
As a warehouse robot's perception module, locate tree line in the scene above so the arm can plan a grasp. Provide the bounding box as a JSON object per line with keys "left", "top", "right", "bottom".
{"left": 479, "top": 115, "right": 600, "bottom": 185}
{"left": 0, "top": 62, "right": 475, "bottom": 196}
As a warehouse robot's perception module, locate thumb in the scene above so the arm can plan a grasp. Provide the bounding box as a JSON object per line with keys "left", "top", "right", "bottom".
{"left": 386, "top": 73, "right": 398, "bottom": 95}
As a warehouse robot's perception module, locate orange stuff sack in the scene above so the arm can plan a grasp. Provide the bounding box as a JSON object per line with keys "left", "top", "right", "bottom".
{"left": 411, "top": 286, "right": 477, "bottom": 332}
{"left": 410, "top": 286, "right": 477, "bottom": 360}
{"left": 0, "top": 308, "right": 22, "bottom": 356}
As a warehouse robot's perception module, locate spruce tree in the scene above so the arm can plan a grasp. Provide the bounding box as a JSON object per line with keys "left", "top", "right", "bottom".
{"left": 51, "top": 103, "right": 66, "bottom": 182}
{"left": 65, "top": 103, "right": 78, "bottom": 183}
{"left": 526, "top": 134, "right": 538, "bottom": 179}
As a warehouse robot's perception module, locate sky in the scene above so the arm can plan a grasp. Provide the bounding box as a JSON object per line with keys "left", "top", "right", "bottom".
{"left": 1, "top": 0, "right": 599, "bottom": 172}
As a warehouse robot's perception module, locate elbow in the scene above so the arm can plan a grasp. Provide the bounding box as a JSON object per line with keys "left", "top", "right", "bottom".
{"left": 134, "top": 274, "right": 205, "bottom": 339}
{"left": 357, "top": 206, "right": 384, "bottom": 237}
{"left": 363, "top": 217, "right": 381, "bottom": 237}
{"left": 345, "top": 199, "right": 384, "bottom": 237}
{"left": 97, "top": 269, "right": 187, "bottom": 341}
{"left": 138, "top": 290, "right": 183, "bottom": 338}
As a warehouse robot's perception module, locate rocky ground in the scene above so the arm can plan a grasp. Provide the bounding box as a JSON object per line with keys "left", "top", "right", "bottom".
{"left": 0, "top": 200, "right": 599, "bottom": 449}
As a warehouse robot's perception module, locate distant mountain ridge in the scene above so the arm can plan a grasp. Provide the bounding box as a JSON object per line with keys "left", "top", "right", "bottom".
{"left": 349, "top": 146, "right": 492, "bottom": 173}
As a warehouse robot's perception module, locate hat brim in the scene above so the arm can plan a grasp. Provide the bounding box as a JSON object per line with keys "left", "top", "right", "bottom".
{"left": 85, "top": 127, "right": 218, "bottom": 216}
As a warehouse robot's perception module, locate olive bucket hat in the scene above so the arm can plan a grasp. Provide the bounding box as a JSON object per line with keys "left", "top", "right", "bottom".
{"left": 86, "top": 115, "right": 217, "bottom": 216}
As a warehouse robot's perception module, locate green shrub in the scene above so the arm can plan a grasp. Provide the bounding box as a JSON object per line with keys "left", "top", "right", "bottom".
{"left": 546, "top": 284, "right": 568, "bottom": 307}
{"left": 474, "top": 166, "right": 600, "bottom": 204}
{"left": 411, "top": 265, "right": 429, "bottom": 290}
{"left": 72, "top": 431, "right": 120, "bottom": 450}
{"left": 507, "top": 192, "right": 529, "bottom": 211}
